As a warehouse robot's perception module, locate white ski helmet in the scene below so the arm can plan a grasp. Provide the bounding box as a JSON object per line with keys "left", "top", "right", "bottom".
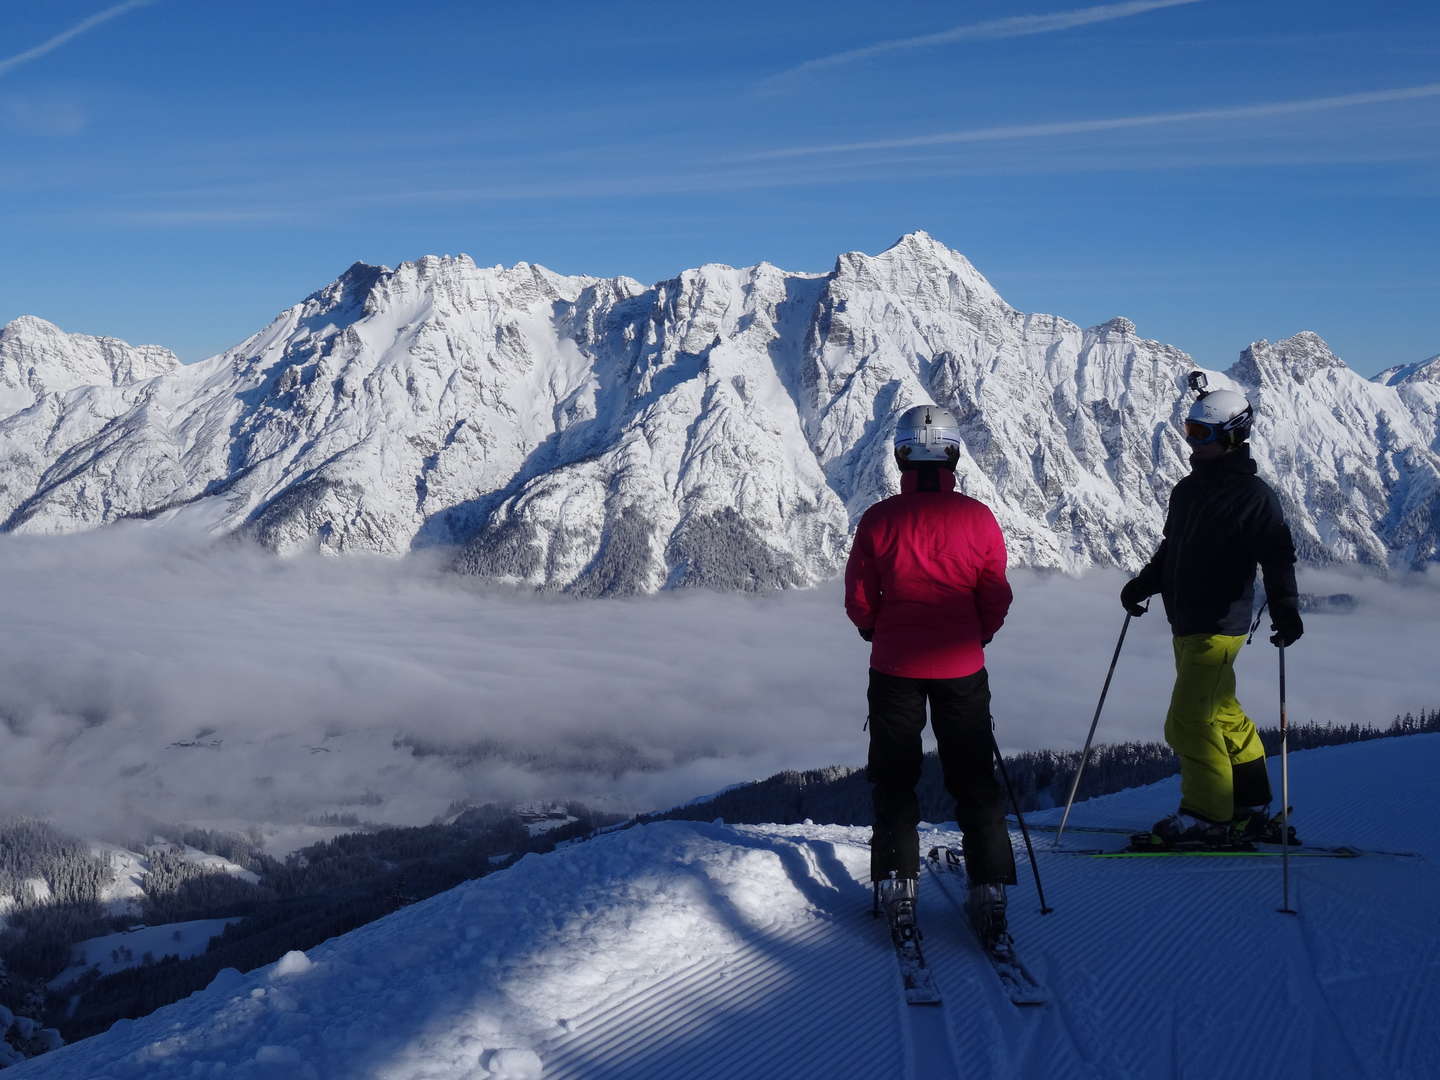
{"left": 893, "top": 404, "right": 962, "bottom": 464}
{"left": 1185, "top": 388, "right": 1253, "bottom": 447}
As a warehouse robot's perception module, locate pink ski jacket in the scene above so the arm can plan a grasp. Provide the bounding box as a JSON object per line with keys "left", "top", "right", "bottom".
{"left": 844, "top": 469, "right": 1013, "bottom": 679}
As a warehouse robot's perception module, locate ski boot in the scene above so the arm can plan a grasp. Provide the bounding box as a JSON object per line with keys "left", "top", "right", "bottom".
{"left": 875, "top": 875, "right": 919, "bottom": 947}
{"left": 966, "top": 882, "right": 1015, "bottom": 961}
{"left": 1130, "top": 811, "right": 1239, "bottom": 852}
{"left": 1231, "top": 805, "right": 1302, "bottom": 847}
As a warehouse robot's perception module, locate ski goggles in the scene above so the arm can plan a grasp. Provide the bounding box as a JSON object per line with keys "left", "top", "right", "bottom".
{"left": 1183, "top": 419, "right": 1222, "bottom": 445}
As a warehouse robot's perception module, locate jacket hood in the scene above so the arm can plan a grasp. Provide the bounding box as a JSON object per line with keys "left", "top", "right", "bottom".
{"left": 1190, "top": 444, "right": 1257, "bottom": 478}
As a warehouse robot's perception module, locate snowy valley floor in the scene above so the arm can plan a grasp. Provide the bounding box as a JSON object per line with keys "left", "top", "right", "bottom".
{"left": 14, "top": 735, "right": 1440, "bottom": 1080}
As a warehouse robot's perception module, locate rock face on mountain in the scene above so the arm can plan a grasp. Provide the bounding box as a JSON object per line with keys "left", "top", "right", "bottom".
{"left": 2, "top": 234, "right": 1436, "bottom": 588}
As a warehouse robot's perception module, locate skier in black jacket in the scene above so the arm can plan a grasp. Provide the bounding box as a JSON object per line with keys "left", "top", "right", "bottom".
{"left": 1122, "top": 377, "right": 1303, "bottom": 848}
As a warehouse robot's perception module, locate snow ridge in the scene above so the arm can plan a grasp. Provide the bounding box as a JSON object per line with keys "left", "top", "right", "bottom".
{"left": 2, "top": 234, "right": 1437, "bottom": 585}
{"left": 15, "top": 735, "right": 1440, "bottom": 1079}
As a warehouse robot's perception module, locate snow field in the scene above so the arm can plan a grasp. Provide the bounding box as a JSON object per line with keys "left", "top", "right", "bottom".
{"left": 11, "top": 734, "right": 1440, "bottom": 1079}
{"left": 48, "top": 918, "right": 240, "bottom": 989}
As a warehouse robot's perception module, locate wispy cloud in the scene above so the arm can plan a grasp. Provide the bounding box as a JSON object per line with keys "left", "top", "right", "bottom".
{"left": 745, "top": 82, "right": 1440, "bottom": 160}
{"left": 2, "top": 99, "right": 89, "bottom": 136}
{"left": 763, "top": 0, "right": 1203, "bottom": 88}
{"left": 57, "top": 144, "right": 1438, "bottom": 228}
{"left": 103, "top": 207, "right": 307, "bottom": 225}
{"left": 0, "top": 0, "right": 155, "bottom": 79}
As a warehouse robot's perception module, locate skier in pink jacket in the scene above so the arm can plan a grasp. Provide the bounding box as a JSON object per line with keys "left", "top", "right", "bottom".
{"left": 845, "top": 405, "right": 1016, "bottom": 945}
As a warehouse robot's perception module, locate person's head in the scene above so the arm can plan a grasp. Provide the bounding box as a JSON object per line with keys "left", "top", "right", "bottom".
{"left": 1184, "top": 387, "right": 1252, "bottom": 460}
{"left": 893, "top": 405, "right": 962, "bottom": 471}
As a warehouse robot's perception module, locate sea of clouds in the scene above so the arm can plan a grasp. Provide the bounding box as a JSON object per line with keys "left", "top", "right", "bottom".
{"left": 1, "top": 525, "right": 1434, "bottom": 838}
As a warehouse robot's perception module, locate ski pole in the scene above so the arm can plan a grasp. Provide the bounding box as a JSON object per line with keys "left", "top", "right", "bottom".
{"left": 1278, "top": 644, "right": 1296, "bottom": 916}
{"left": 991, "top": 729, "right": 1054, "bottom": 915}
{"left": 1054, "top": 611, "right": 1136, "bottom": 847}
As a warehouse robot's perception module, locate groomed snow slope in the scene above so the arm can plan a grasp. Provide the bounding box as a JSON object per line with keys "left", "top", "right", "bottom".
{"left": 16, "top": 735, "right": 1440, "bottom": 1079}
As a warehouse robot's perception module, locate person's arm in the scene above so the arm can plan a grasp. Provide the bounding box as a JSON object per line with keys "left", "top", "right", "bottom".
{"left": 844, "top": 512, "right": 881, "bottom": 639}
{"left": 1130, "top": 539, "right": 1166, "bottom": 597}
{"left": 1256, "top": 485, "right": 1302, "bottom": 645}
{"left": 975, "top": 506, "right": 1013, "bottom": 642}
{"left": 1122, "top": 494, "right": 1173, "bottom": 614}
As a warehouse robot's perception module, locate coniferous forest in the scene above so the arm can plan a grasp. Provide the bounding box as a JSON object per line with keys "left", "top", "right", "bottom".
{"left": 652, "top": 710, "right": 1440, "bottom": 829}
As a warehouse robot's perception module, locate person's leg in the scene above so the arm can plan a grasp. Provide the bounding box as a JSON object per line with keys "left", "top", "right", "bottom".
{"left": 1163, "top": 634, "right": 1251, "bottom": 824}
{"left": 1216, "top": 664, "right": 1271, "bottom": 811}
{"left": 929, "top": 668, "right": 1017, "bottom": 886}
{"left": 1230, "top": 756, "right": 1272, "bottom": 812}
{"left": 867, "top": 670, "right": 928, "bottom": 881}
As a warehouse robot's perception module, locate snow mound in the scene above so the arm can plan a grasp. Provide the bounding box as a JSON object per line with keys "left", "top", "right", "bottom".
{"left": 483, "top": 1047, "right": 543, "bottom": 1078}
{"left": 270, "top": 950, "right": 313, "bottom": 979}
{"left": 12, "top": 735, "right": 1440, "bottom": 1078}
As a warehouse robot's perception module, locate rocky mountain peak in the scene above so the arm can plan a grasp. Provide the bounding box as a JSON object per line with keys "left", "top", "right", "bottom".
{"left": 302, "top": 261, "right": 389, "bottom": 321}
{"left": 0, "top": 315, "right": 181, "bottom": 416}
{"left": 1093, "top": 316, "right": 1137, "bottom": 336}
{"left": 1229, "top": 330, "right": 1349, "bottom": 387}
{"left": 3, "top": 313, "right": 61, "bottom": 336}
{"left": 1376, "top": 355, "right": 1440, "bottom": 387}
{"left": 830, "top": 231, "right": 1007, "bottom": 314}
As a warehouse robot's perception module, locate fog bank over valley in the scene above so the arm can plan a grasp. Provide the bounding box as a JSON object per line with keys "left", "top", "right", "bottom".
{"left": 1, "top": 527, "right": 1432, "bottom": 838}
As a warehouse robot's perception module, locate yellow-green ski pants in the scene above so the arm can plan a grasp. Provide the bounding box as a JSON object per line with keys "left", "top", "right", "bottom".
{"left": 1164, "top": 634, "right": 1267, "bottom": 824}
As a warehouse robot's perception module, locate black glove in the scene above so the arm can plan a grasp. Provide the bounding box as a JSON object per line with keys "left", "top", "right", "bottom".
{"left": 1120, "top": 579, "right": 1151, "bottom": 617}
{"left": 1270, "top": 604, "right": 1304, "bottom": 647}
{"left": 857, "top": 627, "right": 874, "bottom": 643}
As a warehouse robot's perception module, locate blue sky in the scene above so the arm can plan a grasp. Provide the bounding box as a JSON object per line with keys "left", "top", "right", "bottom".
{"left": 2, "top": 0, "right": 1436, "bottom": 375}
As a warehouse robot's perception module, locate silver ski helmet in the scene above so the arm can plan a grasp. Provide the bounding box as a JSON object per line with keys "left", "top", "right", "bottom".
{"left": 893, "top": 404, "right": 962, "bottom": 465}
{"left": 1184, "top": 385, "right": 1253, "bottom": 448}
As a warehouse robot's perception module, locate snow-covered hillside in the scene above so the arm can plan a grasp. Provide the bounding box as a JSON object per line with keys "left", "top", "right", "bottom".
{"left": 0, "top": 838, "right": 253, "bottom": 933}
{"left": 2, "top": 234, "right": 1437, "bottom": 586}
{"left": 16, "top": 734, "right": 1439, "bottom": 1079}
{"left": 47, "top": 919, "right": 239, "bottom": 991}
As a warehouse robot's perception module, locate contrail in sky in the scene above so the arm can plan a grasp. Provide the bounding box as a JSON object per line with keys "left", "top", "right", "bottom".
{"left": 745, "top": 82, "right": 1440, "bottom": 160}
{"left": 763, "top": 0, "right": 1204, "bottom": 87}
{"left": 0, "top": 0, "right": 155, "bottom": 78}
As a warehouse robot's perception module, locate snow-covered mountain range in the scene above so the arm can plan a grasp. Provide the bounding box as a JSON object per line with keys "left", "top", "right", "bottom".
{"left": 2, "top": 234, "right": 1436, "bottom": 588}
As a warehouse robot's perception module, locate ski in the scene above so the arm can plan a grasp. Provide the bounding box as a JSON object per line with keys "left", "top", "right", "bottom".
{"left": 873, "top": 882, "right": 942, "bottom": 1006}
{"left": 1061, "top": 846, "right": 1360, "bottom": 860}
{"left": 1021, "top": 820, "right": 1150, "bottom": 837}
{"left": 1021, "top": 820, "right": 1419, "bottom": 859}
{"left": 924, "top": 846, "right": 1046, "bottom": 1006}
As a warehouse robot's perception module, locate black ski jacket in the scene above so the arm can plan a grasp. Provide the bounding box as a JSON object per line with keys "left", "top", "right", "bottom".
{"left": 1130, "top": 446, "right": 1299, "bottom": 637}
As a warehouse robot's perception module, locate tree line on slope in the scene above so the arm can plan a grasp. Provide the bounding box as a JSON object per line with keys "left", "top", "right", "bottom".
{"left": 647, "top": 709, "right": 1440, "bottom": 828}
{"left": 0, "top": 821, "right": 113, "bottom": 982}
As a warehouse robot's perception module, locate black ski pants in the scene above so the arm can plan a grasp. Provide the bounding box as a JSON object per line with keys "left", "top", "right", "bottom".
{"left": 866, "top": 667, "right": 1016, "bottom": 886}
